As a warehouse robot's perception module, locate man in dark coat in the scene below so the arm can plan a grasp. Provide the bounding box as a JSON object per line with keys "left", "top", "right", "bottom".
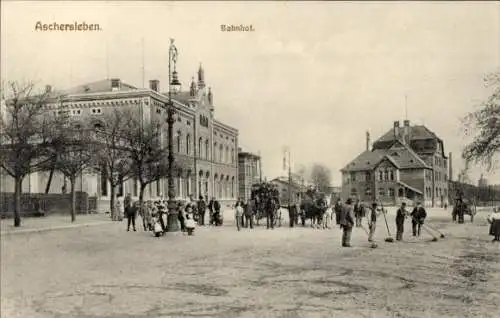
{"left": 410, "top": 201, "right": 427, "bottom": 237}
{"left": 334, "top": 198, "right": 342, "bottom": 226}
{"left": 208, "top": 197, "right": 215, "bottom": 225}
{"left": 340, "top": 198, "right": 355, "bottom": 247}
{"left": 197, "top": 196, "right": 207, "bottom": 226}
{"left": 395, "top": 202, "right": 408, "bottom": 241}
{"left": 126, "top": 201, "right": 138, "bottom": 232}
{"left": 244, "top": 198, "right": 255, "bottom": 229}
{"left": 213, "top": 198, "right": 221, "bottom": 226}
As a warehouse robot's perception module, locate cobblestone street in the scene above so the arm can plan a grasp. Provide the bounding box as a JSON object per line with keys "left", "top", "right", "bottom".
{"left": 2, "top": 208, "right": 500, "bottom": 318}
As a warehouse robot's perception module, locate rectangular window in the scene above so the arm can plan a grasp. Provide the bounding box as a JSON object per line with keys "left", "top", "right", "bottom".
{"left": 350, "top": 172, "right": 356, "bottom": 182}
{"left": 365, "top": 172, "right": 371, "bottom": 181}
{"left": 389, "top": 188, "right": 395, "bottom": 197}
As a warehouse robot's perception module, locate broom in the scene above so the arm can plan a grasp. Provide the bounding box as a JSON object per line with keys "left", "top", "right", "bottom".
{"left": 380, "top": 202, "right": 394, "bottom": 243}
{"left": 423, "top": 223, "right": 446, "bottom": 238}
{"left": 410, "top": 215, "right": 439, "bottom": 242}
{"left": 360, "top": 223, "right": 378, "bottom": 248}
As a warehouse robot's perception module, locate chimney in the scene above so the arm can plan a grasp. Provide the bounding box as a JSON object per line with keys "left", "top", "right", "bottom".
{"left": 449, "top": 152, "right": 453, "bottom": 181}
{"left": 45, "top": 85, "right": 52, "bottom": 93}
{"left": 110, "top": 78, "right": 121, "bottom": 91}
{"left": 403, "top": 120, "right": 410, "bottom": 144}
{"left": 149, "top": 80, "right": 159, "bottom": 92}
{"left": 393, "top": 121, "right": 400, "bottom": 138}
{"left": 366, "top": 131, "right": 371, "bottom": 151}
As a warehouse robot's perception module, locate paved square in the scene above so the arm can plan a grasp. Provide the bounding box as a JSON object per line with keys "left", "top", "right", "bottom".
{"left": 2, "top": 208, "right": 500, "bottom": 318}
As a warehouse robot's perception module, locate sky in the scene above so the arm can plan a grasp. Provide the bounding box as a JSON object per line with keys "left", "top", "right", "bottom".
{"left": 2, "top": 1, "right": 499, "bottom": 186}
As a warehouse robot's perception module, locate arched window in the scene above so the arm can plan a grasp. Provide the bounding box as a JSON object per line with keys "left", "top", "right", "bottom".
{"left": 225, "top": 146, "right": 229, "bottom": 164}
{"left": 213, "top": 142, "right": 217, "bottom": 161}
{"left": 219, "top": 144, "right": 224, "bottom": 163}
{"left": 186, "top": 134, "right": 191, "bottom": 155}
{"left": 205, "top": 139, "right": 209, "bottom": 159}
{"left": 176, "top": 131, "right": 182, "bottom": 153}
{"left": 231, "top": 176, "right": 235, "bottom": 198}
{"left": 231, "top": 148, "right": 235, "bottom": 164}
{"left": 384, "top": 170, "right": 389, "bottom": 180}
{"left": 390, "top": 170, "right": 395, "bottom": 181}
{"left": 379, "top": 171, "right": 383, "bottom": 181}
{"left": 198, "top": 137, "right": 202, "bottom": 158}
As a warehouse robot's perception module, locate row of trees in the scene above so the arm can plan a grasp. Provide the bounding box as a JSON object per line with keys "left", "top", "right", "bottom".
{"left": 0, "top": 81, "right": 172, "bottom": 227}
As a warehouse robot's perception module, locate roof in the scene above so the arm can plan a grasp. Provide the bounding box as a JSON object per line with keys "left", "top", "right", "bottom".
{"left": 63, "top": 79, "right": 138, "bottom": 95}
{"left": 398, "top": 181, "right": 423, "bottom": 195}
{"left": 341, "top": 140, "right": 430, "bottom": 172}
{"left": 341, "top": 149, "right": 387, "bottom": 172}
{"left": 374, "top": 125, "right": 439, "bottom": 144}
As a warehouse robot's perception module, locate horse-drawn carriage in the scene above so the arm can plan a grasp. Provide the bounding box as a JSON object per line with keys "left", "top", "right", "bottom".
{"left": 452, "top": 197, "right": 477, "bottom": 223}
{"left": 299, "top": 188, "right": 328, "bottom": 227}
{"left": 251, "top": 182, "right": 282, "bottom": 227}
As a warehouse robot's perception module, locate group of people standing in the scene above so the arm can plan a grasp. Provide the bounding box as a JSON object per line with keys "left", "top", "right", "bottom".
{"left": 116, "top": 193, "right": 225, "bottom": 236}
{"left": 329, "top": 198, "right": 427, "bottom": 247}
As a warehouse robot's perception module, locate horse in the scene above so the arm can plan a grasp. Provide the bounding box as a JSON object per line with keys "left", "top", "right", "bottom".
{"left": 300, "top": 199, "right": 324, "bottom": 228}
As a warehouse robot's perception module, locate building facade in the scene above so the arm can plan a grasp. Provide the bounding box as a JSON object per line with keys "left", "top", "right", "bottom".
{"left": 340, "top": 120, "right": 449, "bottom": 207}
{"left": 238, "top": 149, "right": 262, "bottom": 201}
{"left": 0, "top": 64, "right": 239, "bottom": 210}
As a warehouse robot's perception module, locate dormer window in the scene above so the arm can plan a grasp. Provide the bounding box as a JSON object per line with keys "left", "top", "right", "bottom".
{"left": 84, "top": 86, "right": 91, "bottom": 92}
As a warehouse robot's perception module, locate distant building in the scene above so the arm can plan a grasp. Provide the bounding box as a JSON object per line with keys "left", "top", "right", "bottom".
{"left": 0, "top": 64, "right": 239, "bottom": 210}
{"left": 270, "top": 177, "right": 305, "bottom": 206}
{"left": 238, "top": 149, "right": 261, "bottom": 201}
{"left": 478, "top": 174, "right": 488, "bottom": 187}
{"left": 341, "top": 120, "right": 449, "bottom": 207}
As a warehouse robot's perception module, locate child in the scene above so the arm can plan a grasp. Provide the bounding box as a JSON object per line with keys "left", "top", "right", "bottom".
{"left": 153, "top": 213, "right": 163, "bottom": 237}
{"left": 185, "top": 213, "right": 196, "bottom": 236}
{"left": 487, "top": 207, "right": 500, "bottom": 242}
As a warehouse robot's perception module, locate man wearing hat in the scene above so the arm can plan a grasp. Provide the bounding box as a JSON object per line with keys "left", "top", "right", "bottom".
{"left": 395, "top": 202, "right": 408, "bottom": 241}
{"left": 367, "top": 202, "right": 382, "bottom": 242}
{"left": 410, "top": 201, "right": 427, "bottom": 237}
{"left": 340, "top": 198, "right": 356, "bottom": 247}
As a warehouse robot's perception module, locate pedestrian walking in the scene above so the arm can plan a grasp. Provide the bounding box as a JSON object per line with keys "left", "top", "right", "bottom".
{"left": 340, "top": 198, "right": 355, "bottom": 247}
{"left": 178, "top": 202, "right": 187, "bottom": 232}
{"left": 185, "top": 213, "right": 196, "bottom": 236}
{"left": 244, "top": 198, "right": 255, "bottom": 229}
{"left": 126, "top": 201, "right": 138, "bottom": 231}
{"left": 487, "top": 208, "right": 500, "bottom": 242}
{"left": 235, "top": 201, "right": 244, "bottom": 231}
{"left": 367, "top": 202, "right": 381, "bottom": 242}
{"left": 354, "top": 199, "right": 363, "bottom": 227}
{"left": 213, "top": 198, "right": 222, "bottom": 226}
{"left": 197, "top": 196, "right": 207, "bottom": 226}
{"left": 395, "top": 202, "right": 408, "bottom": 241}
{"left": 410, "top": 201, "right": 427, "bottom": 237}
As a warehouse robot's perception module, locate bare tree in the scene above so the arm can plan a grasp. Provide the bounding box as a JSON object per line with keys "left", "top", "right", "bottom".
{"left": 120, "top": 111, "right": 169, "bottom": 222}
{"left": 309, "top": 163, "right": 332, "bottom": 193}
{"left": 462, "top": 71, "right": 500, "bottom": 170}
{"left": 94, "top": 109, "right": 133, "bottom": 221}
{"left": 0, "top": 81, "right": 54, "bottom": 227}
{"left": 52, "top": 123, "right": 95, "bottom": 222}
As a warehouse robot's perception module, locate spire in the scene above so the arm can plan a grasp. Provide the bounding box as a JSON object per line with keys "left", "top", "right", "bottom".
{"left": 208, "top": 86, "right": 213, "bottom": 105}
{"left": 197, "top": 63, "right": 205, "bottom": 89}
{"left": 189, "top": 76, "right": 196, "bottom": 97}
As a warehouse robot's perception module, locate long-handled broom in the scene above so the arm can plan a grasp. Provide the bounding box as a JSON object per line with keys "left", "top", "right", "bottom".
{"left": 410, "top": 215, "right": 439, "bottom": 242}
{"left": 360, "top": 223, "right": 378, "bottom": 248}
{"left": 380, "top": 202, "right": 394, "bottom": 243}
{"left": 423, "top": 223, "right": 446, "bottom": 238}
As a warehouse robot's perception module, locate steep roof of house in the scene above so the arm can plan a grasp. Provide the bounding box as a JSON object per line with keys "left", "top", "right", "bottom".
{"left": 374, "top": 125, "right": 439, "bottom": 144}
{"left": 342, "top": 140, "right": 431, "bottom": 172}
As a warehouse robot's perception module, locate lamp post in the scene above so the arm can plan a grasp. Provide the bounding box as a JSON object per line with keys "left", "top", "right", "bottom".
{"left": 166, "top": 38, "right": 181, "bottom": 232}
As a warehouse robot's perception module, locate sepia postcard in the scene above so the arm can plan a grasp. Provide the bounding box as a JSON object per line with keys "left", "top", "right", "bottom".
{"left": 1, "top": 1, "right": 499, "bottom": 317}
